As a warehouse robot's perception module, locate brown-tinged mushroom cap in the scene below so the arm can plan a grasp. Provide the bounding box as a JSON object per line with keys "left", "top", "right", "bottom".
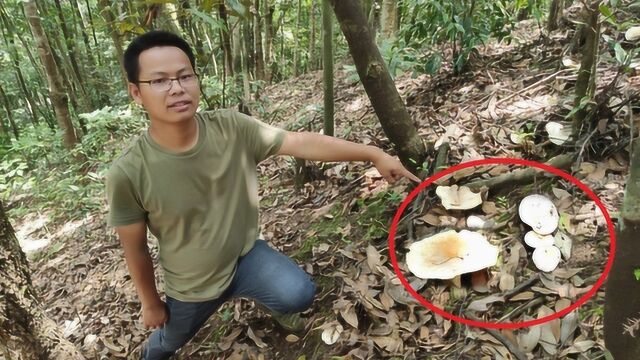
{"left": 406, "top": 230, "right": 499, "bottom": 279}
{"left": 435, "top": 185, "right": 483, "bottom": 210}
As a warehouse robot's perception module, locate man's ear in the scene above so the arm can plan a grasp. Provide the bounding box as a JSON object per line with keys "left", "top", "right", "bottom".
{"left": 129, "top": 83, "right": 143, "bottom": 106}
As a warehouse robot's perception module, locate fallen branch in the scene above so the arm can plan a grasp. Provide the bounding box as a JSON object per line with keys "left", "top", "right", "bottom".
{"left": 465, "top": 311, "right": 528, "bottom": 360}
{"left": 466, "top": 154, "right": 575, "bottom": 192}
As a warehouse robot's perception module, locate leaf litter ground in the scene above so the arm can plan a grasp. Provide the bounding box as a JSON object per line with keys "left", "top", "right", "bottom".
{"left": 11, "top": 17, "right": 639, "bottom": 360}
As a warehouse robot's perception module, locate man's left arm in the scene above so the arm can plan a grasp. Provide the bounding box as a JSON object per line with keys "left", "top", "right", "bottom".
{"left": 276, "top": 131, "right": 421, "bottom": 184}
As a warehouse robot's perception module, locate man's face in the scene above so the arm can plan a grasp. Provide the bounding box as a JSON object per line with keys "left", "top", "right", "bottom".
{"left": 129, "top": 46, "right": 200, "bottom": 125}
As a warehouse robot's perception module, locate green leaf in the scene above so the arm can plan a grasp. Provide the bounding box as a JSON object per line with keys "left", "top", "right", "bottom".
{"left": 188, "top": 8, "right": 225, "bottom": 30}
{"left": 225, "top": 0, "right": 249, "bottom": 18}
{"left": 634, "top": 268, "right": 640, "bottom": 281}
{"left": 598, "top": 4, "right": 613, "bottom": 18}
{"left": 614, "top": 43, "right": 627, "bottom": 64}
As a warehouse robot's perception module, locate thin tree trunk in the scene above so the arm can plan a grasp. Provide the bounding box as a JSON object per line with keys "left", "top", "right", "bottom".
{"left": 53, "top": 0, "right": 86, "bottom": 93}
{"left": 243, "top": 20, "right": 255, "bottom": 81}
{"left": 219, "top": 4, "right": 234, "bottom": 76}
{"left": 232, "top": 19, "right": 243, "bottom": 79}
{"left": 604, "top": 137, "right": 640, "bottom": 360}
{"left": 263, "top": 0, "right": 274, "bottom": 81}
{"left": 253, "top": 0, "right": 265, "bottom": 81}
{"left": 309, "top": 0, "right": 317, "bottom": 71}
{"left": 293, "top": 0, "right": 302, "bottom": 76}
{"left": 25, "top": 0, "right": 78, "bottom": 149}
{"left": 98, "top": 0, "right": 128, "bottom": 86}
{"left": 0, "top": 7, "right": 39, "bottom": 127}
{"left": 69, "top": 0, "right": 95, "bottom": 67}
{"left": 380, "top": 0, "right": 397, "bottom": 40}
{"left": 547, "top": 0, "right": 564, "bottom": 32}
{"left": 328, "top": 0, "right": 426, "bottom": 172}
{"left": 572, "top": 0, "right": 601, "bottom": 134}
{"left": 0, "top": 84, "right": 18, "bottom": 139}
{"left": 322, "top": 0, "right": 334, "bottom": 137}
{"left": 83, "top": 0, "right": 101, "bottom": 65}
{"left": 0, "top": 201, "right": 85, "bottom": 359}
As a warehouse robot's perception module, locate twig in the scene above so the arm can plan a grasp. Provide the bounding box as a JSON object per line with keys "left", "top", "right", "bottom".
{"left": 503, "top": 274, "right": 540, "bottom": 300}
{"left": 494, "top": 70, "right": 568, "bottom": 106}
{"left": 465, "top": 312, "right": 528, "bottom": 360}
{"left": 498, "top": 297, "right": 546, "bottom": 322}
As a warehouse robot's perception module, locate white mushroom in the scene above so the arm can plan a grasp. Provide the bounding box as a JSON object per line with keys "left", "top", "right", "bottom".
{"left": 625, "top": 26, "right": 640, "bottom": 41}
{"left": 466, "top": 215, "right": 496, "bottom": 230}
{"left": 406, "top": 230, "right": 499, "bottom": 280}
{"left": 545, "top": 122, "right": 571, "bottom": 145}
{"left": 466, "top": 215, "right": 486, "bottom": 229}
{"left": 532, "top": 245, "right": 562, "bottom": 272}
{"left": 524, "top": 231, "right": 555, "bottom": 248}
{"left": 435, "top": 185, "right": 483, "bottom": 210}
{"left": 518, "top": 195, "right": 559, "bottom": 235}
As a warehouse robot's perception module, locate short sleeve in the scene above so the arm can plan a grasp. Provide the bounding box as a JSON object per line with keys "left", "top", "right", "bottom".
{"left": 231, "top": 110, "right": 286, "bottom": 163}
{"left": 105, "top": 164, "right": 147, "bottom": 227}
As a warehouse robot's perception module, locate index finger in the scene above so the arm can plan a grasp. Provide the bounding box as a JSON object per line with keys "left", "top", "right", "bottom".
{"left": 404, "top": 168, "right": 421, "bottom": 183}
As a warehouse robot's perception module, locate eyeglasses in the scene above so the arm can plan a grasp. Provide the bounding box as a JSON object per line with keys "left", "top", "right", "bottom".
{"left": 138, "top": 73, "right": 199, "bottom": 92}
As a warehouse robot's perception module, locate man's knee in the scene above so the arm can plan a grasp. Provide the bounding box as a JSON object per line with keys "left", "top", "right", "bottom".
{"left": 279, "top": 276, "right": 316, "bottom": 313}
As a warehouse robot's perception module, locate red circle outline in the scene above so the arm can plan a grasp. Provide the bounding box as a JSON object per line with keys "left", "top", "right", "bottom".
{"left": 388, "top": 158, "right": 616, "bottom": 329}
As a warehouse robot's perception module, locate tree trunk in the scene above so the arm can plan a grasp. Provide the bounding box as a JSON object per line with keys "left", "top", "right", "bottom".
{"left": 309, "top": 0, "right": 317, "bottom": 71}
{"left": 83, "top": 0, "right": 101, "bottom": 66}
{"left": 243, "top": 19, "right": 255, "bottom": 80}
{"left": 264, "top": 0, "right": 274, "bottom": 81}
{"left": 53, "top": 0, "right": 86, "bottom": 95}
{"left": 69, "top": 0, "right": 94, "bottom": 63}
{"left": 24, "top": 0, "right": 78, "bottom": 149}
{"left": 0, "top": 7, "right": 40, "bottom": 127}
{"left": 219, "top": 4, "right": 234, "bottom": 76}
{"left": 380, "top": 0, "right": 397, "bottom": 40}
{"left": 0, "top": 84, "right": 18, "bottom": 139}
{"left": 98, "top": 0, "right": 128, "bottom": 86}
{"left": 322, "top": 0, "right": 334, "bottom": 137}
{"left": 604, "top": 138, "right": 640, "bottom": 359}
{"left": 547, "top": 0, "right": 564, "bottom": 32}
{"left": 0, "top": 201, "right": 85, "bottom": 359}
{"left": 253, "top": 0, "right": 265, "bottom": 81}
{"left": 328, "top": 0, "right": 426, "bottom": 172}
{"left": 293, "top": 0, "right": 302, "bottom": 76}
{"left": 572, "top": 0, "right": 601, "bottom": 134}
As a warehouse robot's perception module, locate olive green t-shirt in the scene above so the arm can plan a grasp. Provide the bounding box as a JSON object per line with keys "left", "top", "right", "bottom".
{"left": 105, "top": 109, "right": 286, "bottom": 302}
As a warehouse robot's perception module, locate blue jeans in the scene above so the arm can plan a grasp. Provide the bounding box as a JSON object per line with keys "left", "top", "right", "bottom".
{"left": 142, "top": 240, "right": 316, "bottom": 360}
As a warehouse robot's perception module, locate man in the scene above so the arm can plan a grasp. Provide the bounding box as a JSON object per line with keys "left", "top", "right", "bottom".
{"left": 106, "top": 30, "right": 420, "bottom": 359}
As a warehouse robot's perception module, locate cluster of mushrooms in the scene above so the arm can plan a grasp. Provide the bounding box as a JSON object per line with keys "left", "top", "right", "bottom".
{"left": 519, "top": 194, "right": 565, "bottom": 272}
{"left": 406, "top": 186, "right": 568, "bottom": 282}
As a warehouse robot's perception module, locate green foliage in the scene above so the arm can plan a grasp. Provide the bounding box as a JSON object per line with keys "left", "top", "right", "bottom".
{"left": 634, "top": 268, "right": 640, "bottom": 281}
{"left": 2, "top": 106, "right": 146, "bottom": 221}
{"left": 396, "top": 0, "right": 546, "bottom": 74}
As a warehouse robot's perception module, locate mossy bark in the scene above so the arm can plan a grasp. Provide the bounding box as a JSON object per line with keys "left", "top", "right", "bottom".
{"left": 604, "top": 138, "right": 640, "bottom": 359}
{"left": 0, "top": 201, "right": 84, "bottom": 359}
{"left": 328, "top": 0, "right": 426, "bottom": 172}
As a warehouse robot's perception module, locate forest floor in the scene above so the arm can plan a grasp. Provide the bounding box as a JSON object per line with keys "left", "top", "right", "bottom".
{"left": 13, "top": 19, "right": 639, "bottom": 360}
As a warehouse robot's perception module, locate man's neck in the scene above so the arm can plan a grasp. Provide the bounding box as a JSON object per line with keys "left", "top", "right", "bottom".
{"left": 148, "top": 116, "right": 199, "bottom": 153}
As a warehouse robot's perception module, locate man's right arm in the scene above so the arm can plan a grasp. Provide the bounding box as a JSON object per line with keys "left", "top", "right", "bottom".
{"left": 116, "top": 222, "right": 168, "bottom": 329}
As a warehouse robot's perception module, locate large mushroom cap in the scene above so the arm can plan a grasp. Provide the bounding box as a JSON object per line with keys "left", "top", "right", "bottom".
{"left": 435, "top": 185, "right": 483, "bottom": 210}
{"left": 524, "top": 231, "right": 555, "bottom": 248}
{"left": 406, "top": 230, "right": 499, "bottom": 280}
{"left": 518, "top": 194, "right": 559, "bottom": 235}
{"left": 532, "top": 245, "right": 561, "bottom": 272}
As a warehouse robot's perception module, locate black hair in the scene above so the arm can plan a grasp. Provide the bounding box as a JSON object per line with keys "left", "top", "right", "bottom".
{"left": 123, "top": 30, "right": 196, "bottom": 83}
